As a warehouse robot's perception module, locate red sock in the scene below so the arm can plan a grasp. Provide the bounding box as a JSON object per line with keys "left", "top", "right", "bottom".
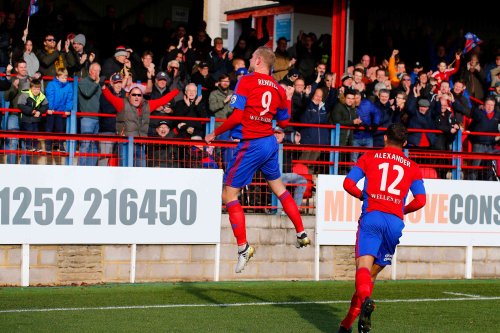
{"left": 227, "top": 200, "right": 246, "bottom": 246}
{"left": 355, "top": 267, "right": 372, "bottom": 302}
{"left": 340, "top": 291, "right": 362, "bottom": 330}
{"left": 279, "top": 191, "right": 304, "bottom": 233}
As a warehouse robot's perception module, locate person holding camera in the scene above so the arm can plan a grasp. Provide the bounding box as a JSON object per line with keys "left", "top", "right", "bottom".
{"left": 165, "top": 60, "right": 187, "bottom": 103}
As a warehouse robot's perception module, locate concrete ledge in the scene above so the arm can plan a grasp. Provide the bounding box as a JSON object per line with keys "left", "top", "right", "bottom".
{"left": 0, "top": 216, "right": 498, "bottom": 285}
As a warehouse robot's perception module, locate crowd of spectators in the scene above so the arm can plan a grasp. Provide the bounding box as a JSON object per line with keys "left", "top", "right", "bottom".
{"left": 0, "top": 5, "right": 499, "bottom": 181}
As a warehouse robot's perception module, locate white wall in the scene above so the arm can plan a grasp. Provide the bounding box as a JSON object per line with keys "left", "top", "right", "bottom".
{"left": 292, "top": 13, "right": 332, "bottom": 42}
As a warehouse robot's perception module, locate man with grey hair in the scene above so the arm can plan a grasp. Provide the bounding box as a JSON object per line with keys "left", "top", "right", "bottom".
{"left": 78, "top": 62, "right": 102, "bottom": 166}
{"left": 172, "top": 83, "right": 206, "bottom": 139}
{"left": 166, "top": 60, "right": 186, "bottom": 102}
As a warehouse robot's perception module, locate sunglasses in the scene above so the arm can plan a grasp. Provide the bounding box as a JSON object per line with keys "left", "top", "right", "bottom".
{"left": 130, "top": 93, "right": 142, "bottom": 97}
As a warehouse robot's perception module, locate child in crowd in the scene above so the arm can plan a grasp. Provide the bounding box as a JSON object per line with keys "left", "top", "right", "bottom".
{"left": 18, "top": 79, "right": 48, "bottom": 156}
{"left": 431, "top": 52, "right": 461, "bottom": 91}
{"left": 45, "top": 68, "right": 73, "bottom": 152}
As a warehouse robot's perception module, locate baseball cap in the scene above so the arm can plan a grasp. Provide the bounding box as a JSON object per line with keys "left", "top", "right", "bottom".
{"left": 157, "top": 120, "right": 171, "bottom": 128}
{"left": 156, "top": 71, "right": 168, "bottom": 80}
{"left": 198, "top": 62, "right": 209, "bottom": 68}
{"left": 274, "top": 126, "right": 285, "bottom": 133}
{"left": 287, "top": 68, "right": 300, "bottom": 77}
{"left": 236, "top": 67, "right": 248, "bottom": 75}
{"left": 110, "top": 73, "right": 122, "bottom": 83}
{"left": 414, "top": 61, "right": 423, "bottom": 69}
{"left": 495, "top": 81, "right": 500, "bottom": 87}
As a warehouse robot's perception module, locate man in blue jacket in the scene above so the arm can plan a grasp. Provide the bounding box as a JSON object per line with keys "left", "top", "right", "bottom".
{"left": 352, "top": 90, "right": 381, "bottom": 163}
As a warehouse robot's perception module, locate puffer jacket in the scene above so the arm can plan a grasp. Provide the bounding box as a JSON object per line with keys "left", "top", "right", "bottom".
{"left": 45, "top": 78, "right": 73, "bottom": 111}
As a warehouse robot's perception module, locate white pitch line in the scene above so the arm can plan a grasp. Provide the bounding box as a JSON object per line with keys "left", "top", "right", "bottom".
{"left": 1, "top": 296, "right": 499, "bottom": 314}
{"left": 443, "top": 292, "right": 481, "bottom": 298}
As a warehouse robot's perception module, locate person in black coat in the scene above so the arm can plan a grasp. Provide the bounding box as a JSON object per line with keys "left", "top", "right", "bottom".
{"left": 172, "top": 83, "right": 207, "bottom": 139}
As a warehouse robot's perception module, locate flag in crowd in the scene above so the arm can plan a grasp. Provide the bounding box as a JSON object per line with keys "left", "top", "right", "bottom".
{"left": 462, "top": 32, "right": 482, "bottom": 55}
{"left": 28, "top": 0, "right": 39, "bottom": 16}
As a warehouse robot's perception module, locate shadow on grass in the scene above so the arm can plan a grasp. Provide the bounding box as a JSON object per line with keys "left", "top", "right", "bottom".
{"left": 180, "top": 282, "right": 342, "bottom": 333}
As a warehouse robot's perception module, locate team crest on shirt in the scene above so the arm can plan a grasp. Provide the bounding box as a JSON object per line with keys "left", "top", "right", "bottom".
{"left": 230, "top": 95, "right": 237, "bottom": 104}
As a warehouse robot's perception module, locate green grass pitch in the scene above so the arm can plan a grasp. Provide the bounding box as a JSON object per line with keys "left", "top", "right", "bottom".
{"left": 1, "top": 279, "right": 499, "bottom": 332}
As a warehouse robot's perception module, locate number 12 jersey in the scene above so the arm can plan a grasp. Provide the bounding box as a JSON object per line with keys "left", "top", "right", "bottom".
{"left": 346, "top": 146, "right": 425, "bottom": 219}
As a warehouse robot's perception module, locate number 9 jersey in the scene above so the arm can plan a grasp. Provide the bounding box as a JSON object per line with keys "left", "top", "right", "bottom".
{"left": 345, "top": 146, "right": 426, "bottom": 219}
{"left": 230, "top": 72, "right": 290, "bottom": 139}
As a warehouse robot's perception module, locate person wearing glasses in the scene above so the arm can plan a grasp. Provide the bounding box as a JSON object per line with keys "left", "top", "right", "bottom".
{"left": 36, "top": 34, "right": 75, "bottom": 77}
{"left": 166, "top": 59, "right": 186, "bottom": 103}
{"left": 392, "top": 73, "right": 412, "bottom": 99}
{"left": 102, "top": 81, "right": 179, "bottom": 167}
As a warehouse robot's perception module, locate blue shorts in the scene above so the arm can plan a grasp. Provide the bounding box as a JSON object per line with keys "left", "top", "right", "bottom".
{"left": 224, "top": 135, "right": 281, "bottom": 188}
{"left": 355, "top": 210, "right": 404, "bottom": 266}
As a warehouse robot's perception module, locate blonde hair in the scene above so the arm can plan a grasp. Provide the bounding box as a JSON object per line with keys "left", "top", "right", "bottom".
{"left": 167, "top": 60, "right": 180, "bottom": 69}
{"left": 254, "top": 46, "right": 275, "bottom": 69}
{"left": 56, "top": 68, "right": 68, "bottom": 77}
